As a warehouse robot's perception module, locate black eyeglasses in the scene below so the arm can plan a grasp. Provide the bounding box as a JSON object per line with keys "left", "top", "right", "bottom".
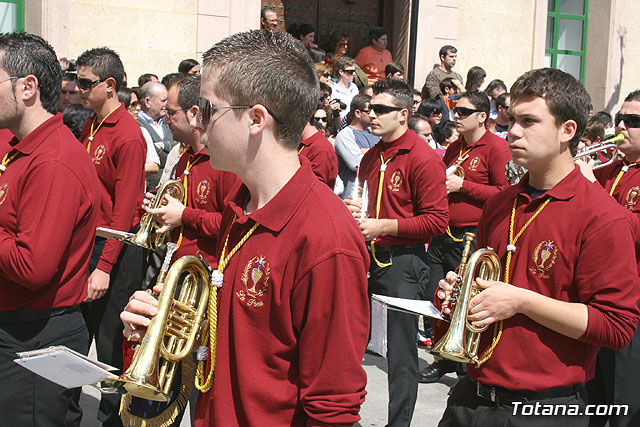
{"left": 453, "top": 106, "right": 482, "bottom": 118}
{"left": 369, "top": 104, "right": 404, "bottom": 115}
{"left": 615, "top": 113, "right": 640, "bottom": 129}
{"left": 322, "top": 72, "right": 331, "bottom": 78}
{"left": 198, "top": 97, "right": 283, "bottom": 128}
{"left": 314, "top": 116, "right": 328, "bottom": 123}
{"left": 319, "top": 93, "right": 329, "bottom": 101}
{"left": 343, "top": 69, "right": 356, "bottom": 75}
{"left": 76, "top": 76, "right": 108, "bottom": 91}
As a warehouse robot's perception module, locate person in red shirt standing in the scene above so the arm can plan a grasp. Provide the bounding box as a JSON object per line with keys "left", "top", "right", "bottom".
{"left": 76, "top": 47, "right": 147, "bottom": 427}
{"left": 346, "top": 78, "right": 449, "bottom": 427}
{"left": 579, "top": 90, "right": 640, "bottom": 427}
{"left": 299, "top": 119, "right": 338, "bottom": 189}
{"left": 0, "top": 33, "right": 100, "bottom": 426}
{"left": 436, "top": 68, "right": 640, "bottom": 426}
{"left": 121, "top": 30, "right": 370, "bottom": 426}
{"left": 420, "top": 90, "right": 510, "bottom": 383}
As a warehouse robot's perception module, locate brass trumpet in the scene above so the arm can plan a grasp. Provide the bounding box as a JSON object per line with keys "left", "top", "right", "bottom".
{"left": 114, "top": 243, "right": 211, "bottom": 402}
{"left": 573, "top": 134, "right": 624, "bottom": 169}
{"left": 431, "top": 232, "right": 501, "bottom": 365}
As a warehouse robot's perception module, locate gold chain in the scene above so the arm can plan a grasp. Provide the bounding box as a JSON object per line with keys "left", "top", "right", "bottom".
{"left": 370, "top": 152, "right": 396, "bottom": 268}
{"left": 86, "top": 104, "right": 121, "bottom": 153}
{"left": 609, "top": 162, "right": 637, "bottom": 196}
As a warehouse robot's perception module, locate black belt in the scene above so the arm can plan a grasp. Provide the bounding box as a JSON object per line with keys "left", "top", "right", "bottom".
{"left": 0, "top": 305, "right": 80, "bottom": 325}
{"left": 368, "top": 244, "right": 425, "bottom": 257}
{"left": 474, "top": 380, "right": 583, "bottom": 404}
{"left": 449, "top": 225, "right": 477, "bottom": 235}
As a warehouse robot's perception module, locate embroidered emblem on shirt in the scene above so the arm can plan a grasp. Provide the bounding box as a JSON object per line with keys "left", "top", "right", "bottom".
{"left": 469, "top": 156, "right": 481, "bottom": 171}
{"left": 236, "top": 256, "right": 270, "bottom": 307}
{"left": 388, "top": 170, "right": 403, "bottom": 192}
{"left": 529, "top": 240, "right": 558, "bottom": 278}
{"left": 196, "top": 179, "right": 210, "bottom": 205}
{"left": 624, "top": 186, "right": 640, "bottom": 211}
{"left": 92, "top": 144, "right": 106, "bottom": 165}
{"left": 0, "top": 183, "right": 8, "bottom": 206}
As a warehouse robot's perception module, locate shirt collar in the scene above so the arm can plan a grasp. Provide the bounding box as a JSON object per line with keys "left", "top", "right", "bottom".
{"left": 138, "top": 109, "right": 163, "bottom": 126}
{"left": 300, "top": 130, "right": 323, "bottom": 147}
{"left": 377, "top": 128, "right": 414, "bottom": 157}
{"left": 461, "top": 129, "right": 492, "bottom": 149}
{"left": 515, "top": 164, "right": 581, "bottom": 202}
{"left": 10, "top": 114, "right": 65, "bottom": 155}
{"left": 227, "top": 157, "right": 316, "bottom": 233}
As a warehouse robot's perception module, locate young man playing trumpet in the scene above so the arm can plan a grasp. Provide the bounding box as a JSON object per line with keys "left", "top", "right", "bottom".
{"left": 579, "top": 90, "right": 640, "bottom": 427}
{"left": 437, "top": 68, "right": 640, "bottom": 426}
{"left": 121, "top": 30, "right": 370, "bottom": 426}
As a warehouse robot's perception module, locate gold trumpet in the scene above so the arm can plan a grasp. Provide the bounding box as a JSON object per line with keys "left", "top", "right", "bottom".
{"left": 431, "top": 232, "right": 501, "bottom": 365}
{"left": 114, "top": 243, "right": 211, "bottom": 401}
{"left": 573, "top": 133, "right": 624, "bottom": 169}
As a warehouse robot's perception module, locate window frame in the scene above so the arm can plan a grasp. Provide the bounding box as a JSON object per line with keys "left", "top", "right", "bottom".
{"left": 545, "top": 0, "right": 589, "bottom": 82}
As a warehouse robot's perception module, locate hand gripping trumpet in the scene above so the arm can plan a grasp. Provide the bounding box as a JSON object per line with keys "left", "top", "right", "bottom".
{"left": 431, "top": 232, "right": 502, "bottom": 366}
{"left": 573, "top": 133, "right": 624, "bottom": 169}
{"left": 114, "top": 242, "right": 211, "bottom": 401}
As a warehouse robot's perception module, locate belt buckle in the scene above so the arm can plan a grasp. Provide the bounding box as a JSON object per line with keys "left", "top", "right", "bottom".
{"left": 476, "top": 382, "right": 496, "bottom": 403}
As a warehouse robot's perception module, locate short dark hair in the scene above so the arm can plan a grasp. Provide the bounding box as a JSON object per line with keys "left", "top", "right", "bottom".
{"left": 328, "top": 30, "right": 348, "bottom": 53}
{"left": 293, "top": 23, "right": 315, "bottom": 39}
{"left": 439, "top": 45, "right": 457, "bottom": 59}
{"left": 624, "top": 90, "right": 640, "bottom": 103}
{"left": 76, "top": 47, "right": 125, "bottom": 92}
{"left": 465, "top": 66, "right": 486, "bottom": 92}
{"left": 178, "top": 59, "right": 199, "bottom": 74}
{"left": 161, "top": 72, "right": 182, "bottom": 87}
{"left": 346, "top": 94, "right": 371, "bottom": 125}
{"left": 334, "top": 55, "right": 355, "bottom": 77}
{"left": 372, "top": 78, "right": 412, "bottom": 112}
{"left": 62, "top": 104, "right": 93, "bottom": 140}
{"left": 117, "top": 86, "right": 133, "bottom": 108}
{"left": 368, "top": 27, "right": 388, "bottom": 44}
{"left": 417, "top": 98, "right": 443, "bottom": 116}
{"left": 459, "top": 90, "right": 490, "bottom": 118}
{"left": 432, "top": 120, "right": 457, "bottom": 145}
{"left": 177, "top": 74, "right": 200, "bottom": 110}
{"left": 261, "top": 8, "right": 276, "bottom": 20}
{"left": 408, "top": 114, "right": 429, "bottom": 133}
{"left": 439, "top": 77, "right": 456, "bottom": 95}
{"left": 495, "top": 92, "right": 510, "bottom": 109}
{"left": 485, "top": 79, "right": 507, "bottom": 97}
{"left": 202, "top": 30, "right": 318, "bottom": 149}
{"left": 0, "top": 32, "right": 62, "bottom": 115}
{"left": 137, "top": 73, "right": 158, "bottom": 87}
{"left": 62, "top": 72, "right": 76, "bottom": 82}
{"left": 593, "top": 110, "right": 612, "bottom": 126}
{"left": 510, "top": 67, "right": 591, "bottom": 152}
{"left": 385, "top": 61, "right": 405, "bottom": 78}
{"left": 582, "top": 116, "right": 605, "bottom": 143}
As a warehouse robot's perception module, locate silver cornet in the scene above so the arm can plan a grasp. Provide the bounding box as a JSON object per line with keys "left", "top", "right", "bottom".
{"left": 573, "top": 133, "right": 624, "bottom": 169}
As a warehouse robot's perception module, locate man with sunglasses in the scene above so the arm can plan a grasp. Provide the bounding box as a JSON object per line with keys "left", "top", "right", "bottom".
{"left": 121, "top": 30, "right": 370, "bottom": 426}
{"left": 346, "top": 78, "right": 449, "bottom": 426}
{"left": 436, "top": 68, "right": 640, "bottom": 427}
{"left": 76, "top": 47, "right": 147, "bottom": 427}
{"left": 0, "top": 32, "right": 100, "bottom": 427}
{"left": 579, "top": 90, "right": 640, "bottom": 427}
{"left": 420, "top": 90, "right": 510, "bottom": 384}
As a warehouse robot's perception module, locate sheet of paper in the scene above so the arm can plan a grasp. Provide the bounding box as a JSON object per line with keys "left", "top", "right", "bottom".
{"left": 14, "top": 346, "right": 118, "bottom": 389}
{"left": 371, "top": 294, "right": 444, "bottom": 320}
{"left": 96, "top": 226, "right": 134, "bottom": 241}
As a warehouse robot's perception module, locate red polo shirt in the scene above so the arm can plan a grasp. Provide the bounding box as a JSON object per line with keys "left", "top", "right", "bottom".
{"left": 80, "top": 103, "right": 147, "bottom": 274}
{"left": 443, "top": 130, "right": 511, "bottom": 227}
{"left": 0, "top": 115, "right": 100, "bottom": 310}
{"left": 299, "top": 130, "right": 338, "bottom": 190}
{"left": 595, "top": 160, "right": 640, "bottom": 259}
{"left": 469, "top": 166, "right": 640, "bottom": 391}
{"left": 194, "top": 158, "right": 370, "bottom": 426}
{"left": 358, "top": 128, "right": 449, "bottom": 246}
{"left": 171, "top": 148, "right": 240, "bottom": 267}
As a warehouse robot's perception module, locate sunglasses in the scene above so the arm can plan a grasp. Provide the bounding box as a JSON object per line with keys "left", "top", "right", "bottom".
{"left": 322, "top": 72, "right": 331, "bottom": 78}
{"left": 319, "top": 93, "right": 329, "bottom": 101}
{"left": 369, "top": 104, "right": 404, "bottom": 115}
{"left": 76, "top": 77, "right": 108, "bottom": 91}
{"left": 198, "top": 98, "right": 283, "bottom": 128}
{"left": 343, "top": 69, "right": 356, "bottom": 75}
{"left": 314, "top": 116, "right": 328, "bottom": 123}
{"left": 615, "top": 113, "right": 640, "bottom": 129}
{"left": 453, "top": 106, "right": 482, "bottom": 118}
{"left": 337, "top": 42, "right": 348, "bottom": 47}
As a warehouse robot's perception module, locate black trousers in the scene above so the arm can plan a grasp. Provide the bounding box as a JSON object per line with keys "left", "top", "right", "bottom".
{"left": 439, "top": 376, "right": 588, "bottom": 427}
{"left": 81, "top": 237, "right": 144, "bottom": 427}
{"left": 369, "top": 246, "right": 430, "bottom": 427}
{"left": 0, "top": 308, "right": 89, "bottom": 426}
{"left": 586, "top": 319, "right": 640, "bottom": 427}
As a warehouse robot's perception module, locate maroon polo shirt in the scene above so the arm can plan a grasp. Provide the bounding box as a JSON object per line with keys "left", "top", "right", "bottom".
{"left": 595, "top": 159, "right": 640, "bottom": 237}
{"left": 80, "top": 103, "right": 146, "bottom": 274}
{"left": 194, "top": 158, "right": 369, "bottom": 426}
{"left": 170, "top": 147, "right": 240, "bottom": 267}
{"left": 359, "top": 128, "right": 449, "bottom": 246}
{"left": 0, "top": 115, "right": 100, "bottom": 310}
{"left": 298, "top": 130, "right": 338, "bottom": 190}
{"left": 469, "top": 166, "right": 640, "bottom": 391}
{"left": 443, "top": 130, "right": 511, "bottom": 227}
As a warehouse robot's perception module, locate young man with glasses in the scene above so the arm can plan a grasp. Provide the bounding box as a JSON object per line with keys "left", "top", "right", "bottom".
{"left": 436, "top": 68, "right": 640, "bottom": 427}
{"left": 299, "top": 111, "right": 339, "bottom": 189}
{"left": 0, "top": 32, "right": 100, "bottom": 427}
{"left": 346, "top": 78, "right": 449, "bottom": 427}
{"left": 76, "top": 47, "right": 147, "bottom": 427}
{"left": 121, "top": 30, "right": 370, "bottom": 426}
{"left": 580, "top": 90, "right": 640, "bottom": 427}
{"left": 331, "top": 55, "right": 359, "bottom": 122}
{"left": 420, "top": 90, "right": 510, "bottom": 384}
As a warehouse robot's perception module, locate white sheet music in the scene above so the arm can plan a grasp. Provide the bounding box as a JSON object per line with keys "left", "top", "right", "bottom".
{"left": 371, "top": 294, "right": 444, "bottom": 320}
